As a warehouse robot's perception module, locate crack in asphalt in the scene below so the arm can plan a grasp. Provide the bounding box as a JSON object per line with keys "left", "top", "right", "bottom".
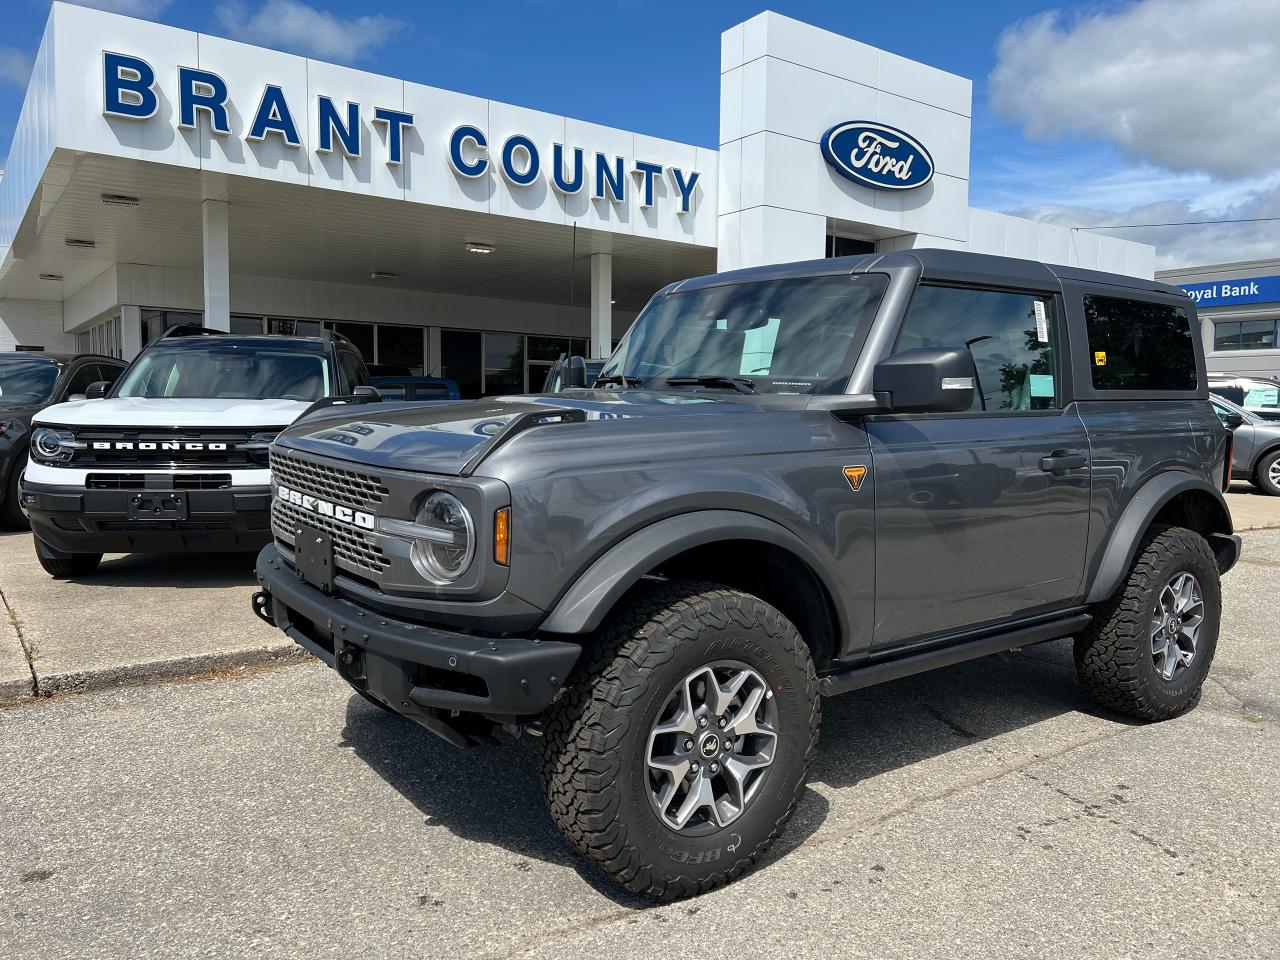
{"left": 0, "top": 585, "right": 38, "bottom": 697}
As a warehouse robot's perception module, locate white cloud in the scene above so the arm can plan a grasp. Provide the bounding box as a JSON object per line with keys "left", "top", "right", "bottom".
{"left": 0, "top": 47, "right": 33, "bottom": 87}
{"left": 215, "top": 0, "right": 402, "bottom": 65}
{"left": 59, "top": 0, "right": 175, "bottom": 15}
{"left": 989, "top": 0, "right": 1280, "bottom": 180}
{"left": 1009, "top": 181, "right": 1280, "bottom": 270}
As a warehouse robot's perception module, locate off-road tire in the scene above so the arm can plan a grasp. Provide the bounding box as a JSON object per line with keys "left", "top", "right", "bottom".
{"left": 1255, "top": 449, "right": 1280, "bottom": 496}
{"left": 1075, "top": 525, "right": 1220, "bottom": 721}
{"left": 34, "top": 540, "right": 102, "bottom": 578}
{"left": 538, "top": 580, "right": 820, "bottom": 901}
{"left": 1, "top": 464, "right": 28, "bottom": 530}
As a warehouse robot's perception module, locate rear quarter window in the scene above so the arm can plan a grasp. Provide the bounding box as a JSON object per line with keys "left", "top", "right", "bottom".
{"left": 1083, "top": 295, "right": 1197, "bottom": 391}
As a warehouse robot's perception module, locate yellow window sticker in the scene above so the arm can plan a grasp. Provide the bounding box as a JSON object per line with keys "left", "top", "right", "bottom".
{"left": 1094, "top": 351, "right": 1107, "bottom": 366}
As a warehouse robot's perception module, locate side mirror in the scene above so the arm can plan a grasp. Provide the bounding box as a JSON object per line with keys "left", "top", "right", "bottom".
{"left": 872, "top": 347, "right": 976, "bottom": 413}
{"left": 563, "top": 356, "right": 588, "bottom": 389}
{"left": 84, "top": 381, "right": 110, "bottom": 400}
{"left": 1223, "top": 412, "right": 1245, "bottom": 430}
{"left": 352, "top": 385, "right": 382, "bottom": 402}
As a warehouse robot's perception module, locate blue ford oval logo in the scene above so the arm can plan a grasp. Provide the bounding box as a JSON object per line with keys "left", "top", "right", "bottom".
{"left": 820, "top": 121, "right": 934, "bottom": 191}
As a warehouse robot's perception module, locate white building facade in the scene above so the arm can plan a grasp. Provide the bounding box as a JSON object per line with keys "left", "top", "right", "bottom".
{"left": 0, "top": 4, "right": 1155, "bottom": 395}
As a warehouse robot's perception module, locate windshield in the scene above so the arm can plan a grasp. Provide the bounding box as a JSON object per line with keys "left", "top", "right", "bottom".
{"left": 0, "top": 357, "right": 61, "bottom": 405}
{"left": 600, "top": 274, "right": 888, "bottom": 394}
{"left": 113, "top": 343, "right": 332, "bottom": 400}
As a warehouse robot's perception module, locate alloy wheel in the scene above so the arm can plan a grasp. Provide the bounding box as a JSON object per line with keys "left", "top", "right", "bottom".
{"left": 645, "top": 661, "right": 778, "bottom": 833}
{"left": 1151, "top": 572, "right": 1204, "bottom": 681}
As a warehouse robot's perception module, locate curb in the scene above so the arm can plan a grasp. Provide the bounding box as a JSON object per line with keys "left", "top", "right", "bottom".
{"left": 2, "top": 643, "right": 310, "bottom": 706}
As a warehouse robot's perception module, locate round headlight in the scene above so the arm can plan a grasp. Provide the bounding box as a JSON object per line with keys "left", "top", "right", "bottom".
{"left": 31, "top": 427, "right": 77, "bottom": 464}
{"left": 410, "top": 491, "right": 474, "bottom": 583}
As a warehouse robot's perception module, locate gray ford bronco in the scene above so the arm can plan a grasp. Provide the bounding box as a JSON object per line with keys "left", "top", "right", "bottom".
{"left": 252, "top": 249, "right": 1240, "bottom": 900}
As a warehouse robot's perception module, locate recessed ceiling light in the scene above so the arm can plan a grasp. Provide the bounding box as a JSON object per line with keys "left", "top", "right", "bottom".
{"left": 369, "top": 270, "right": 398, "bottom": 280}
{"left": 465, "top": 242, "right": 494, "bottom": 254}
{"left": 38, "top": 273, "right": 64, "bottom": 281}
{"left": 64, "top": 238, "right": 96, "bottom": 249}
{"left": 101, "top": 193, "right": 140, "bottom": 207}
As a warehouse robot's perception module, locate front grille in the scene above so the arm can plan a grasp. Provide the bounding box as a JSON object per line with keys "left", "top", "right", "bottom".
{"left": 69, "top": 427, "right": 279, "bottom": 467}
{"left": 272, "top": 497, "right": 390, "bottom": 575}
{"left": 86, "top": 473, "right": 233, "bottom": 490}
{"left": 269, "top": 451, "right": 388, "bottom": 510}
{"left": 269, "top": 451, "right": 390, "bottom": 576}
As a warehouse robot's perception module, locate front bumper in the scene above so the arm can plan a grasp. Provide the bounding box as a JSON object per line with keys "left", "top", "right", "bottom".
{"left": 253, "top": 544, "right": 581, "bottom": 739}
{"left": 20, "top": 477, "right": 273, "bottom": 553}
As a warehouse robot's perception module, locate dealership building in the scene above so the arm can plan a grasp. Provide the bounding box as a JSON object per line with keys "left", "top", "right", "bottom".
{"left": 0, "top": 3, "right": 1156, "bottom": 396}
{"left": 1158, "top": 258, "right": 1280, "bottom": 380}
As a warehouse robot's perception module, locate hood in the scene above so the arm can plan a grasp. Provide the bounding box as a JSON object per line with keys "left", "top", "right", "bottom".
{"left": 33, "top": 396, "right": 315, "bottom": 429}
{"left": 276, "top": 390, "right": 760, "bottom": 475}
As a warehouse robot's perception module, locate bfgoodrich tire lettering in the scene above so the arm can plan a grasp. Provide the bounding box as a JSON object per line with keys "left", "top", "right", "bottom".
{"left": 538, "top": 581, "right": 820, "bottom": 901}
{"left": 1075, "top": 525, "right": 1220, "bottom": 721}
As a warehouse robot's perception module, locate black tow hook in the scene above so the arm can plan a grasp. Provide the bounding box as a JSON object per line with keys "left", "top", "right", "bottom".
{"left": 336, "top": 647, "right": 366, "bottom": 682}
{"left": 250, "top": 591, "right": 275, "bottom": 628}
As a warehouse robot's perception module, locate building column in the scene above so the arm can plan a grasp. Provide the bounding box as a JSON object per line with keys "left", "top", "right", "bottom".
{"left": 202, "top": 199, "right": 230, "bottom": 331}
{"left": 589, "top": 253, "right": 612, "bottom": 359}
{"left": 119, "top": 304, "right": 142, "bottom": 359}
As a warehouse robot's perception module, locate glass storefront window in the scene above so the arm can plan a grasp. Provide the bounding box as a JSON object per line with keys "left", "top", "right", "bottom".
{"left": 141, "top": 309, "right": 201, "bottom": 345}
{"left": 1214, "top": 319, "right": 1279, "bottom": 351}
{"left": 377, "top": 324, "right": 426, "bottom": 375}
{"left": 231, "top": 315, "right": 264, "bottom": 335}
{"left": 330, "top": 322, "right": 375, "bottom": 362}
{"left": 268, "top": 318, "right": 325, "bottom": 337}
{"left": 484, "top": 332, "right": 525, "bottom": 396}
{"left": 441, "top": 329, "right": 482, "bottom": 398}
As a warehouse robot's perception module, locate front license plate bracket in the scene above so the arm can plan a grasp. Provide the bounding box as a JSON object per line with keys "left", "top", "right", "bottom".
{"left": 294, "top": 524, "right": 335, "bottom": 593}
{"left": 127, "top": 491, "right": 188, "bottom": 521}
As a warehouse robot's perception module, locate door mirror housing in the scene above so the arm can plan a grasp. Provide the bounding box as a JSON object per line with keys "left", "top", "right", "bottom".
{"left": 563, "top": 356, "right": 589, "bottom": 389}
{"left": 1223, "top": 411, "right": 1245, "bottom": 430}
{"left": 84, "top": 381, "right": 111, "bottom": 400}
{"left": 872, "top": 348, "right": 976, "bottom": 413}
{"left": 352, "top": 385, "right": 382, "bottom": 402}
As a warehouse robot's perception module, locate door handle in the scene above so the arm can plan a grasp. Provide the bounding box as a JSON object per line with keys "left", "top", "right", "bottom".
{"left": 1040, "top": 451, "right": 1088, "bottom": 473}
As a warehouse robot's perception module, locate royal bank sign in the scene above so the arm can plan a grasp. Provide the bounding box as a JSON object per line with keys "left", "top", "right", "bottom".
{"left": 101, "top": 52, "right": 702, "bottom": 214}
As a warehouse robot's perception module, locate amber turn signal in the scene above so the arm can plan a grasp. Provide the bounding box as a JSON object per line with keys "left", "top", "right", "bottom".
{"left": 494, "top": 507, "right": 511, "bottom": 565}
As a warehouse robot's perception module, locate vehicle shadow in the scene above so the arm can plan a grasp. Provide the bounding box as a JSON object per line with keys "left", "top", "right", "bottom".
{"left": 87, "top": 551, "right": 260, "bottom": 588}
{"left": 340, "top": 636, "right": 1122, "bottom": 906}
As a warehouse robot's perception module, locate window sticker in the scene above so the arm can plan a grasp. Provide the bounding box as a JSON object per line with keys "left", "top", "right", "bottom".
{"left": 1030, "top": 374, "right": 1055, "bottom": 398}
{"left": 1094, "top": 351, "right": 1107, "bottom": 366}
{"left": 1034, "top": 300, "right": 1049, "bottom": 343}
{"left": 1244, "top": 386, "right": 1279, "bottom": 408}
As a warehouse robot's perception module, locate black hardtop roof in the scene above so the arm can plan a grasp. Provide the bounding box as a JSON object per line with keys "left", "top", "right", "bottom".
{"left": 665, "top": 248, "right": 1189, "bottom": 301}
{"left": 146, "top": 334, "right": 330, "bottom": 351}
{"left": 0, "top": 350, "right": 119, "bottom": 364}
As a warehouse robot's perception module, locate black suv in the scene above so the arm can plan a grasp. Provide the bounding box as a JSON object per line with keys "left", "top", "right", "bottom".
{"left": 0, "top": 350, "right": 127, "bottom": 529}
{"left": 252, "top": 250, "right": 1238, "bottom": 900}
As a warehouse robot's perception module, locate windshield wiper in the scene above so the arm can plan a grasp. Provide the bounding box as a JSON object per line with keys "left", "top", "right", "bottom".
{"left": 663, "top": 375, "right": 756, "bottom": 394}
{"left": 593, "top": 375, "right": 644, "bottom": 387}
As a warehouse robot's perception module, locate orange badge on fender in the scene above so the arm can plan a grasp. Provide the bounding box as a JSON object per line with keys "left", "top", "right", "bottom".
{"left": 843, "top": 465, "right": 867, "bottom": 491}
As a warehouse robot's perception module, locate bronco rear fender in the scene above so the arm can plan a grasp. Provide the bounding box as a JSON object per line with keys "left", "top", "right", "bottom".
{"left": 1085, "top": 471, "right": 1236, "bottom": 604}
{"left": 537, "top": 510, "right": 846, "bottom": 636}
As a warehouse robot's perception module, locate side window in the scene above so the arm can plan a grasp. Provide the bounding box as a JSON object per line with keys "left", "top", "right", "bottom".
{"left": 63, "top": 363, "right": 103, "bottom": 397}
{"left": 1083, "top": 295, "right": 1197, "bottom": 391}
{"left": 895, "top": 285, "right": 1058, "bottom": 413}
{"left": 337, "top": 351, "right": 366, "bottom": 394}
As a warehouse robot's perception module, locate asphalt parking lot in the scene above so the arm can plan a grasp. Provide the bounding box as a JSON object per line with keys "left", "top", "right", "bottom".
{"left": 1, "top": 492, "right": 1278, "bottom": 959}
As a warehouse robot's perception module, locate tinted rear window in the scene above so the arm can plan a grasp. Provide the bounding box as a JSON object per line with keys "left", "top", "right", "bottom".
{"left": 1083, "top": 295, "right": 1197, "bottom": 391}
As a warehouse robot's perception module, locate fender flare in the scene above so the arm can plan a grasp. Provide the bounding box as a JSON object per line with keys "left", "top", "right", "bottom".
{"left": 1085, "top": 471, "right": 1233, "bottom": 604}
{"left": 537, "top": 510, "right": 844, "bottom": 635}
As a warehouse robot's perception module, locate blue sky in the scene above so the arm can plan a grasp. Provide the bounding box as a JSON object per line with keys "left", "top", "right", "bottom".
{"left": 1, "top": 0, "right": 1277, "bottom": 267}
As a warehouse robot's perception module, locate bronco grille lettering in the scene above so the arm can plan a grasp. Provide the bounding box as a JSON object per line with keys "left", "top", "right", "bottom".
{"left": 91, "top": 441, "right": 228, "bottom": 451}
{"left": 276, "top": 483, "right": 376, "bottom": 530}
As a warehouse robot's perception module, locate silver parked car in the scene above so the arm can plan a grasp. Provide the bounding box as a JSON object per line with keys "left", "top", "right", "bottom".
{"left": 1212, "top": 395, "right": 1280, "bottom": 495}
